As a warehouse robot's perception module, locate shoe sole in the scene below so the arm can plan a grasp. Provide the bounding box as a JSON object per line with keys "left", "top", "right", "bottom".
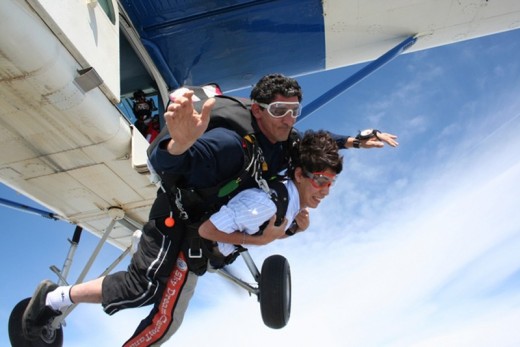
{"left": 22, "top": 279, "right": 58, "bottom": 340}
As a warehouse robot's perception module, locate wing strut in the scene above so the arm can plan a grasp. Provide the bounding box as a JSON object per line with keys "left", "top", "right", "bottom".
{"left": 299, "top": 34, "right": 418, "bottom": 122}
{"left": 0, "top": 196, "right": 60, "bottom": 220}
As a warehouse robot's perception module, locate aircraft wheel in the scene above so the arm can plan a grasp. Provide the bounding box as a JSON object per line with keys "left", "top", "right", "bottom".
{"left": 259, "top": 254, "right": 291, "bottom": 329}
{"left": 8, "top": 298, "right": 64, "bottom": 347}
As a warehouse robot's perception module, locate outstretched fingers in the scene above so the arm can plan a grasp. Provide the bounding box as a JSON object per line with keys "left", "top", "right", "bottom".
{"left": 378, "top": 132, "right": 399, "bottom": 147}
{"left": 200, "top": 97, "right": 215, "bottom": 125}
{"left": 164, "top": 89, "right": 214, "bottom": 155}
{"left": 362, "top": 132, "right": 399, "bottom": 148}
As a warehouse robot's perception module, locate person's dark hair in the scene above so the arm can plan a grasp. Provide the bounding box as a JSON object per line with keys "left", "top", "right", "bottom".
{"left": 250, "top": 73, "right": 303, "bottom": 103}
{"left": 133, "top": 90, "right": 145, "bottom": 99}
{"left": 288, "top": 130, "right": 343, "bottom": 179}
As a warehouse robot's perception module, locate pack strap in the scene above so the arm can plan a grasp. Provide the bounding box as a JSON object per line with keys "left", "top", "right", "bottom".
{"left": 266, "top": 180, "right": 289, "bottom": 226}
{"left": 217, "top": 133, "right": 269, "bottom": 197}
{"left": 255, "top": 179, "right": 289, "bottom": 233}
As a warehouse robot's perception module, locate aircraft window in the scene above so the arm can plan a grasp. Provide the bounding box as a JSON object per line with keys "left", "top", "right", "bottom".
{"left": 98, "top": 0, "right": 116, "bottom": 24}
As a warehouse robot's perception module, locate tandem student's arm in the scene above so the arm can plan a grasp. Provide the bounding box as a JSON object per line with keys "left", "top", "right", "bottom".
{"left": 198, "top": 215, "right": 287, "bottom": 246}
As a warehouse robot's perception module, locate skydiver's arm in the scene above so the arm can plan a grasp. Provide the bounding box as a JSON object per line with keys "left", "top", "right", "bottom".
{"left": 201, "top": 189, "right": 287, "bottom": 246}
{"left": 258, "top": 216, "right": 288, "bottom": 242}
{"left": 150, "top": 128, "right": 244, "bottom": 184}
{"left": 354, "top": 131, "right": 399, "bottom": 148}
{"left": 163, "top": 89, "right": 215, "bottom": 155}
{"left": 199, "top": 215, "right": 287, "bottom": 246}
{"left": 198, "top": 220, "right": 244, "bottom": 244}
{"left": 327, "top": 131, "right": 399, "bottom": 149}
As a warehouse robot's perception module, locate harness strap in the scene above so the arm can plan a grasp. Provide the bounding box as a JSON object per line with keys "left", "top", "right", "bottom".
{"left": 256, "top": 179, "right": 289, "bottom": 233}
{"left": 185, "top": 179, "right": 290, "bottom": 273}
{"left": 217, "top": 133, "right": 268, "bottom": 198}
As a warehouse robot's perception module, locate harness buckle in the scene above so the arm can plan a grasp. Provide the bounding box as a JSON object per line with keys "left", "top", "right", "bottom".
{"left": 257, "top": 177, "right": 270, "bottom": 194}
{"left": 174, "top": 188, "right": 189, "bottom": 220}
{"left": 188, "top": 248, "right": 203, "bottom": 259}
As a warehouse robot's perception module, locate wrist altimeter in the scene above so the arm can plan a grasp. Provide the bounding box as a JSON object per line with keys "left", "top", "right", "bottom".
{"left": 356, "top": 129, "right": 380, "bottom": 140}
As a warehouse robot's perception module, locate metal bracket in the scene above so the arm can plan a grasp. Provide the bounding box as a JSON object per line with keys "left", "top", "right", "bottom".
{"left": 208, "top": 248, "right": 261, "bottom": 297}
{"left": 73, "top": 67, "right": 103, "bottom": 94}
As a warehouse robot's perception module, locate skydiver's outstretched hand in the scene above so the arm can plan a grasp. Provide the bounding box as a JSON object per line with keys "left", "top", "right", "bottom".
{"left": 164, "top": 89, "right": 215, "bottom": 155}
{"left": 361, "top": 132, "right": 399, "bottom": 148}
{"left": 259, "top": 215, "right": 288, "bottom": 245}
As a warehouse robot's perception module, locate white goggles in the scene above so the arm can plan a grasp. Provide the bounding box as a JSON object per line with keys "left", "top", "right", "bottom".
{"left": 256, "top": 101, "right": 301, "bottom": 118}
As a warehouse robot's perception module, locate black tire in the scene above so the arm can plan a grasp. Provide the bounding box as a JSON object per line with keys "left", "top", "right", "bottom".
{"left": 259, "top": 254, "right": 291, "bottom": 329}
{"left": 8, "top": 298, "right": 64, "bottom": 347}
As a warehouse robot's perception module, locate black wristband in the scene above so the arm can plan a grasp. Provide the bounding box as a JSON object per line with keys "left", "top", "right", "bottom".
{"left": 285, "top": 221, "right": 299, "bottom": 236}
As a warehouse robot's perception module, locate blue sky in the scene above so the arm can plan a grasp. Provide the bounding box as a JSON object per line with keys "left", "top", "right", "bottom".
{"left": 1, "top": 28, "right": 520, "bottom": 346}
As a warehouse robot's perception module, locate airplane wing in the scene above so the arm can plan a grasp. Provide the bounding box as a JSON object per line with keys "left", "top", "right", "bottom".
{"left": 119, "top": 0, "right": 520, "bottom": 92}
{"left": 1, "top": 0, "right": 519, "bottom": 252}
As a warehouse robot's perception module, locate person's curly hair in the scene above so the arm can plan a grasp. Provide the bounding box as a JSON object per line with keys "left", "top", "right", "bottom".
{"left": 250, "top": 73, "right": 303, "bottom": 103}
{"left": 289, "top": 130, "right": 343, "bottom": 179}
